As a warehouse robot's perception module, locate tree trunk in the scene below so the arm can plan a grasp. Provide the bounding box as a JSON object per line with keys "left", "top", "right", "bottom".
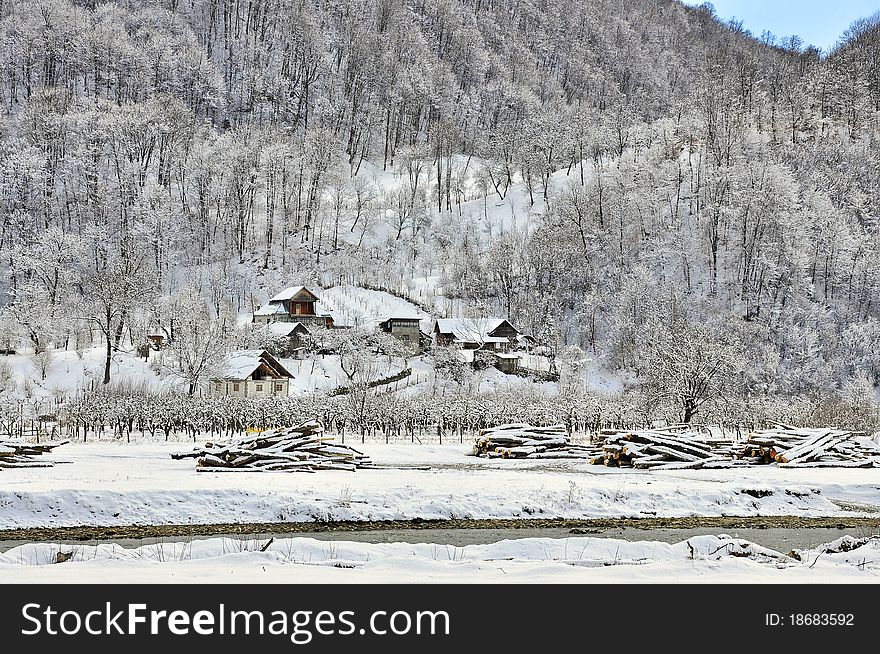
{"left": 103, "top": 331, "right": 112, "bottom": 385}
{"left": 682, "top": 399, "right": 696, "bottom": 424}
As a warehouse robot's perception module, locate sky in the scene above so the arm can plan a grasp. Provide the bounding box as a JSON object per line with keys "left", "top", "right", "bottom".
{"left": 682, "top": 1, "right": 879, "bottom": 52}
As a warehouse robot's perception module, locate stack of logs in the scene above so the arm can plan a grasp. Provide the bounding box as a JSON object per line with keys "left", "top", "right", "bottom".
{"left": 595, "top": 427, "right": 726, "bottom": 470}
{"left": 172, "top": 420, "right": 372, "bottom": 472}
{"left": 471, "top": 424, "right": 596, "bottom": 459}
{"left": 0, "top": 440, "right": 67, "bottom": 468}
{"left": 730, "top": 427, "right": 877, "bottom": 468}
{"left": 472, "top": 424, "right": 879, "bottom": 470}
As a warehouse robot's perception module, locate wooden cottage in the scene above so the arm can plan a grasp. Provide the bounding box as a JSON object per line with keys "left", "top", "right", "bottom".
{"left": 253, "top": 286, "right": 334, "bottom": 329}
{"left": 210, "top": 350, "right": 293, "bottom": 397}
{"left": 433, "top": 318, "right": 520, "bottom": 351}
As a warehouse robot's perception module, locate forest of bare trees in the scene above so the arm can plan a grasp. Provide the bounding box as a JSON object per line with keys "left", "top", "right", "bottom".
{"left": 0, "top": 0, "right": 879, "bottom": 426}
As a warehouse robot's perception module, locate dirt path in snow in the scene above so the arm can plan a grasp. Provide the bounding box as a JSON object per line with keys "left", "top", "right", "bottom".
{"left": 3, "top": 515, "right": 880, "bottom": 543}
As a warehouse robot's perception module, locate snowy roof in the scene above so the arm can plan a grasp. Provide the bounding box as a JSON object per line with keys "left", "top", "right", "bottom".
{"left": 434, "top": 318, "right": 516, "bottom": 342}
{"left": 263, "top": 322, "right": 307, "bottom": 337}
{"left": 215, "top": 350, "right": 292, "bottom": 380}
{"left": 270, "top": 286, "right": 319, "bottom": 302}
{"left": 254, "top": 303, "right": 287, "bottom": 316}
{"left": 216, "top": 350, "right": 264, "bottom": 378}
{"left": 495, "top": 353, "right": 520, "bottom": 359}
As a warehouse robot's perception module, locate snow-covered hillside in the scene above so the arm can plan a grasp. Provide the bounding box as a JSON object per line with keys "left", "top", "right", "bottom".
{"left": 0, "top": 348, "right": 184, "bottom": 404}
{"left": 316, "top": 285, "right": 430, "bottom": 330}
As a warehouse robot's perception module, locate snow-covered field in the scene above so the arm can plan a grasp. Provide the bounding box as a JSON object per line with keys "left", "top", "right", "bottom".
{"left": 3, "top": 534, "right": 880, "bottom": 583}
{"left": 2, "top": 442, "right": 880, "bottom": 529}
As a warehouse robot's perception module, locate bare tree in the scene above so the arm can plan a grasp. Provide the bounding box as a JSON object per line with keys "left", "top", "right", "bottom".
{"left": 638, "top": 319, "right": 743, "bottom": 424}
{"left": 163, "top": 286, "right": 231, "bottom": 395}
{"left": 80, "top": 252, "right": 154, "bottom": 385}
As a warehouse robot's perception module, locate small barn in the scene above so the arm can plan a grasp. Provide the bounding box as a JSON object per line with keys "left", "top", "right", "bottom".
{"left": 210, "top": 350, "right": 293, "bottom": 398}
{"left": 259, "top": 322, "right": 310, "bottom": 358}
{"left": 494, "top": 352, "right": 521, "bottom": 374}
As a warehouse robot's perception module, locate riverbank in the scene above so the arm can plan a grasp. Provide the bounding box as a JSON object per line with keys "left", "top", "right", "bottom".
{"left": 5, "top": 443, "right": 880, "bottom": 531}
{"left": 4, "top": 531, "right": 880, "bottom": 584}
{"left": 4, "top": 515, "right": 880, "bottom": 544}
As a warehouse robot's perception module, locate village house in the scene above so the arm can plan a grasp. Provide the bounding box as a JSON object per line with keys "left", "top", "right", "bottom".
{"left": 378, "top": 316, "right": 423, "bottom": 344}
{"left": 210, "top": 350, "right": 293, "bottom": 397}
{"left": 433, "top": 318, "right": 523, "bottom": 373}
{"left": 253, "top": 286, "right": 334, "bottom": 329}
{"left": 258, "top": 321, "right": 310, "bottom": 358}
{"left": 433, "top": 318, "right": 520, "bottom": 351}
{"left": 146, "top": 333, "right": 166, "bottom": 350}
{"left": 137, "top": 332, "right": 167, "bottom": 359}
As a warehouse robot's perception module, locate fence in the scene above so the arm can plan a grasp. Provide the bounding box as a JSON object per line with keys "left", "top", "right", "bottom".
{"left": 330, "top": 367, "right": 413, "bottom": 396}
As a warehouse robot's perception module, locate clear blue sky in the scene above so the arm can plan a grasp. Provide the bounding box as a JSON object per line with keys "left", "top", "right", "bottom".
{"left": 682, "top": 1, "right": 879, "bottom": 52}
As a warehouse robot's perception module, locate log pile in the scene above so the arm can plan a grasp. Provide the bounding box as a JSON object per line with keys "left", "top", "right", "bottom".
{"left": 0, "top": 440, "right": 67, "bottom": 468}
{"left": 471, "top": 424, "right": 599, "bottom": 459}
{"left": 732, "top": 427, "right": 878, "bottom": 468}
{"left": 472, "top": 424, "right": 880, "bottom": 469}
{"left": 172, "top": 420, "right": 372, "bottom": 472}
{"left": 595, "top": 427, "right": 730, "bottom": 470}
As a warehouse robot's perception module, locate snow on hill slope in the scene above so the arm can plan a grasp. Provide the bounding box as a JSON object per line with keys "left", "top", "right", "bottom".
{"left": 317, "top": 285, "right": 431, "bottom": 330}
{"left": 0, "top": 348, "right": 184, "bottom": 406}
{"left": 283, "top": 354, "right": 405, "bottom": 395}
{"left": 346, "top": 159, "right": 594, "bottom": 318}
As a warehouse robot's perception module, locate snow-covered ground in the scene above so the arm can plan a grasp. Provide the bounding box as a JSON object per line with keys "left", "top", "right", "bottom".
{"left": 396, "top": 363, "right": 558, "bottom": 396}
{"left": 0, "top": 344, "right": 407, "bottom": 401}
{"left": 0, "top": 347, "right": 184, "bottom": 403}
{"left": 3, "top": 534, "right": 880, "bottom": 583}
{"left": 282, "top": 354, "right": 405, "bottom": 394}
{"left": 2, "top": 442, "right": 879, "bottom": 529}
{"left": 316, "top": 285, "right": 430, "bottom": 330}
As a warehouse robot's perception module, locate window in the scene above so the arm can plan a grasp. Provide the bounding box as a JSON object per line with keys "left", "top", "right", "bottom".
{"left": 233, "top": 383, "right": 240, "bottom": 392}
{"left": 401, "top": 335, "right": 410, "bottom": 341}
{"left": 256, "top": 384, "right": 263, "bottom": 392}
{"left": 275, "top": 384, "right": 284, "bottom": 392}
{"left": 214, "top": 382, "right": 221, "bottom": 391}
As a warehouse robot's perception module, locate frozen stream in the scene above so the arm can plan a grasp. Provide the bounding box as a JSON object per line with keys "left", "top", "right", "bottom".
{"left": 2, "top": 525, "right": 875, "bottom": 554}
